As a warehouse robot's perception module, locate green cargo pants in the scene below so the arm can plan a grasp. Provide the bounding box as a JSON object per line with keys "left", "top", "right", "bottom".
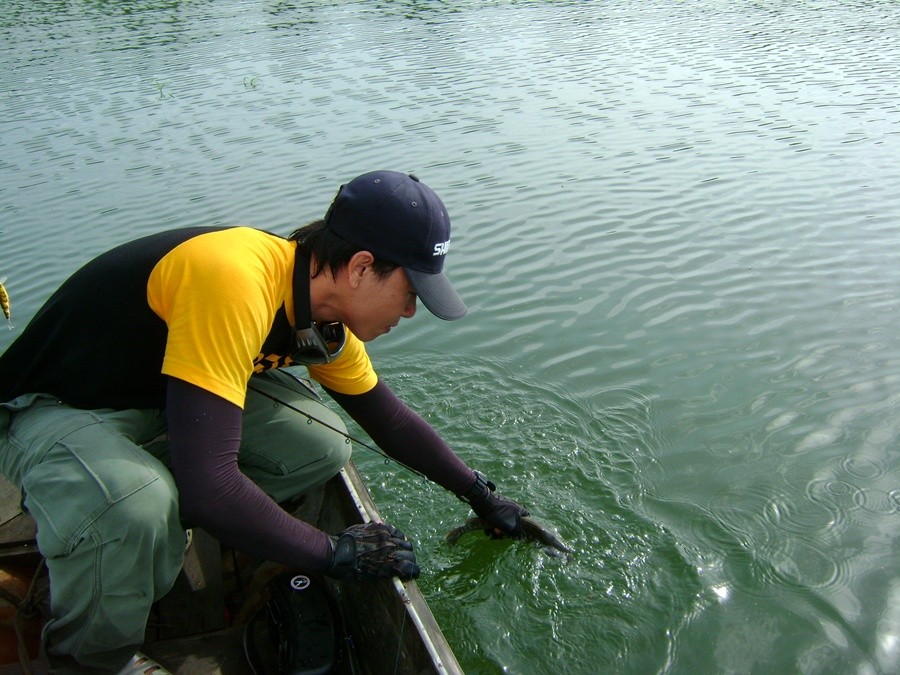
{"left": 0, "top": 369, "right": 350, "bottom": 673}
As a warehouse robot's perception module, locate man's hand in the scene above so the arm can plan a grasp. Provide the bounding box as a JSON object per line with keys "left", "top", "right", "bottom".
{"left": 326, "top": 522, "right": 420, "bottom": 582}
{"left": 460, "top": 472, "right": 530, "bottom": 539}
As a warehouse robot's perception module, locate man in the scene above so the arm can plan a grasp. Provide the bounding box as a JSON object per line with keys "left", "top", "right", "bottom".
{"left": 0, "top": 170, "right": 528, "bottom": 673}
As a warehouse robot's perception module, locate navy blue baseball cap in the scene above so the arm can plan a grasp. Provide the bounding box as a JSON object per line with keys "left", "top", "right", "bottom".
{"left": 324, "top": 170, "right": 468, "bottom": 321}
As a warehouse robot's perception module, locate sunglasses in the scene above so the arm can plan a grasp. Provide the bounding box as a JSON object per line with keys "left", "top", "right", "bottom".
{"left": 293, "top": 321, "right": 346, "bottom": 365}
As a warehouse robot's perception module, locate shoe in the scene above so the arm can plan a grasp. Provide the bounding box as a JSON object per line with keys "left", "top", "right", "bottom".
{"left": 116, "top": 652, "right": 171, "bottom": 675}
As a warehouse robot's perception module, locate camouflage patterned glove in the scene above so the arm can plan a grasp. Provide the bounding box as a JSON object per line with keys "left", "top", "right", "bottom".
{"left": 326, "top": 522, "right": 420, "bottom": 582}
{"left": 460, "top": 472, "right": 530, "bottom": 539}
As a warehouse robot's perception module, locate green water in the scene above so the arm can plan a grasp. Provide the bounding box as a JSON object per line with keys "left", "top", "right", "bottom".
{"left": 2, "top": 1, "right": 899, "bottom": 673}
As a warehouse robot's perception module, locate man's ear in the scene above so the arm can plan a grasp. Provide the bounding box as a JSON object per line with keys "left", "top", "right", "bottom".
{"left": 346, "top": 250, "right": 376, "bottom": 289}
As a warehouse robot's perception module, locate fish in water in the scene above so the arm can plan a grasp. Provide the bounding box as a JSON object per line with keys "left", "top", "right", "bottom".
{"left": 0, "top": 277, "right": 11, "bottom": 329}
{"left": 445, "top": 515, "right": 574, "bottom": 557}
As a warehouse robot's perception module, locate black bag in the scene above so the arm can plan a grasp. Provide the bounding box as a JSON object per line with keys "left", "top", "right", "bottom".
{"left": 244, "top": 572, "right": 338, "bottom": 675}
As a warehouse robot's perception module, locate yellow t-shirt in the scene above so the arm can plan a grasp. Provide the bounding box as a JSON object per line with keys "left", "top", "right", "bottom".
{"left": 147, "top": 227, "right": 377, "bottom": 407}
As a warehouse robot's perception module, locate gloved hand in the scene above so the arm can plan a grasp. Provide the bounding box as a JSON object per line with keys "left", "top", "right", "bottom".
{"left": 460, "top": 472, "right": 530, "bottom": 539}
{"left": 326, "top": 521, "right": 420, "bottom": 582}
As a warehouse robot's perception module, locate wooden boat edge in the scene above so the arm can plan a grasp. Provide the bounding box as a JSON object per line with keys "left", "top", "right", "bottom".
{"left": 337, "top": 462, "right": 464, "bottom": 674}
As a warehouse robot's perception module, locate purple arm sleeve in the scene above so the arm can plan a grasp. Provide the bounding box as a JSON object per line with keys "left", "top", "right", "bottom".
{"left": 165, "top": 377, "right": 333, "bottom": 572}
{"left": 324, "top": 380, "right": 477, "bottom": 495}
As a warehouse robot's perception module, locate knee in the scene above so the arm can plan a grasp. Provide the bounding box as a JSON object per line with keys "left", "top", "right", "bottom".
{"left": 112, "top": 473, "right": 180, "bottom": 535}
{"left": 302, "top": 410, "right": 352, "bottom": 476}
{"left": 284, "top": 425, "right": 351, "bottom": 486}
{"left": 97, "top": 473, "right": 183, "bottom": 562}
{"left": 323, "top": 432, "right": 352, "bottom": 473}
{"left": 244, "top": 424, "right": 352, "bottom": 502}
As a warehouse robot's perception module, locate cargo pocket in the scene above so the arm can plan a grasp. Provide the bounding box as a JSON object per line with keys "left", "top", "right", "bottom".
{"left": 22, "top": 420, "right": 165, "bottom": 558}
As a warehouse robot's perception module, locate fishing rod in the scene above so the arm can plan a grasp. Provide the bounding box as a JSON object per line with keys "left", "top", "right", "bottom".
{"left": 246, "top": 381, "right": 429, "bottom": 481}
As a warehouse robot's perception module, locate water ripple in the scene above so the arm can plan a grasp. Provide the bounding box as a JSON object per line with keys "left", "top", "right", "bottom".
{"left": 3, "top": 1, "right": 900, "bottom": 672}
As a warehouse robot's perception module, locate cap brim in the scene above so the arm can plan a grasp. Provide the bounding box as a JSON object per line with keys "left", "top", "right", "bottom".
{"left": 405, "top": 268, "right": 468, "bottom": 321}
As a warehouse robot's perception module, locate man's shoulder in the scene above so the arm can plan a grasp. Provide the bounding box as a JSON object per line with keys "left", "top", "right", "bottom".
{"left": 107, "top": 226, "right": 285, "bottom": 256}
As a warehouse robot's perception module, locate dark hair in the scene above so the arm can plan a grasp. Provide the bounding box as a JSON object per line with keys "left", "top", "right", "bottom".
{"left": 289, "top": 220, "right": 398, "bottom": 279}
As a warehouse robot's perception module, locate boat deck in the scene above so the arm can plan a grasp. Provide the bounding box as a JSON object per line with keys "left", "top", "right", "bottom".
{"left": 0, "top": 466, "right": 463, "bottom": 674}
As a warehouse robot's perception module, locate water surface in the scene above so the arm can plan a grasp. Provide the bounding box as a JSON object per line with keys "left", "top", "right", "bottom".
{"left": 2, "top": 1, "right": 899, "bottom": 673}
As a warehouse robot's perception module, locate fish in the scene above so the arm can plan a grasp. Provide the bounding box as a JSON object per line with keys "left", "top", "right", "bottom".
{"left": 445, "top": 515, "right": 574, "bottom": 557}
{"left": 0, "top": 277, "right": 11, "bottom": 329}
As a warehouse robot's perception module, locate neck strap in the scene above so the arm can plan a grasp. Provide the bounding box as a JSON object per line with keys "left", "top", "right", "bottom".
{"left": 293, "top": 246, "right": 314, "bottom": 329}
{"left": 291, "top": 245, "right": 346, "bottom": 365}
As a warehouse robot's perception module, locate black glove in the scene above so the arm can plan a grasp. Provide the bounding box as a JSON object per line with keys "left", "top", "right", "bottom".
{"left": 326, "top": 522, "right": 420, "bottom": 582}
{"left": 460, "top": 472, "right": 530, "bottom": 539}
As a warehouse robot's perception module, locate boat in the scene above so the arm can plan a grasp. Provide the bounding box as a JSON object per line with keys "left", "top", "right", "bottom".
{"left": 0, "top": 461, "right": 464, "bottom": 674}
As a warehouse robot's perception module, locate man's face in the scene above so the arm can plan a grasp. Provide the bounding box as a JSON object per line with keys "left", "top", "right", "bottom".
{"left": 343, "top": 266, "right": 418, "bottom": 341}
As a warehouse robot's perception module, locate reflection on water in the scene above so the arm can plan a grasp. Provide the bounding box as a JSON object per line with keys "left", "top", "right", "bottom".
{"left": 2, "top": 1, "right": 900, "bottom": 672}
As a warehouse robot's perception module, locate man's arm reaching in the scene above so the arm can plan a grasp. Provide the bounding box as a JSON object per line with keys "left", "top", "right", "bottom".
{"left": 324, "top": 379, "right": 477, "bottom": 494}
{"left": 165, "top": 377, "right": 334, "bottom": 571}
{"left": 327, "top": 379, "right": 530, "bottom": 538}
